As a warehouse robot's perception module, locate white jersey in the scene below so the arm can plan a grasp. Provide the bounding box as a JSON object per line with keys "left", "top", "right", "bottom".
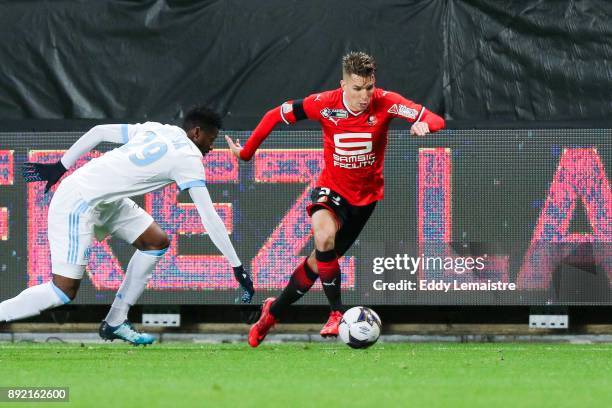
{"left": 69, "top": 122, "right": 205, "bottom": 206}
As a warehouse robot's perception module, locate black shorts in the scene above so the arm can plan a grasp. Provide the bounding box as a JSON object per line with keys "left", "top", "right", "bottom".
{"left": 307, "top": 187, "right": 377, "bottom": 256}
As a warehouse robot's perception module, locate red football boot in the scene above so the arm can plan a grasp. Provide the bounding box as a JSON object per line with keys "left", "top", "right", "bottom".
{"left": 248, "top": 297, "right": 278, "bottom": 347}
{"left": 320, "top": 310, "right": 343, "bottom": 338}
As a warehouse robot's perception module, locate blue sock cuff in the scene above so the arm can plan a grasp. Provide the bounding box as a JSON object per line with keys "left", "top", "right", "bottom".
{"left": 140, "top": 247, "right": 169, "bottom": 257}
{"left": 50, "top": 282, "right": 71, "bottom": 304}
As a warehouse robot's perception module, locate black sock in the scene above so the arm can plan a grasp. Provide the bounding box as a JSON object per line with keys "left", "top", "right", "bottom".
{"left": 270, "top": 259, "right": 318, "bottom": 318}
{"left": 316, "top": 249, "right": 343, "bottom": 312}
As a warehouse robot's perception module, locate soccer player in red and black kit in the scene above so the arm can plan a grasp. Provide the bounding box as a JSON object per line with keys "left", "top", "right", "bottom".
{"left": 226, "top": 52, "right": 445, "bottom": 347}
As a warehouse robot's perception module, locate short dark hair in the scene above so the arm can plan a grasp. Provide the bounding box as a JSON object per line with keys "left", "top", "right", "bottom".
{"left": 342, "top": 51, "right": 376, "bottom": 78}
{"left": 182, "top": 105, "right": 222, "bottom": 133}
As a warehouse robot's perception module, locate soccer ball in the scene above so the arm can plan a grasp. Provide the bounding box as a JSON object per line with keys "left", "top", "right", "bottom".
{"left": 338, "top": 306, "right": 382, "bottom": 349}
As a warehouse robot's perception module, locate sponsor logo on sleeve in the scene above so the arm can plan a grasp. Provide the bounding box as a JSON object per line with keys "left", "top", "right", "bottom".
{"left": 281, "top": 102, "right": 293, "bottom": 114}
{"left": 387, "top": 104, "right": 418, "bottom": 119}
{"left": 280, "top": 102, "right": 293, "bottom": 124}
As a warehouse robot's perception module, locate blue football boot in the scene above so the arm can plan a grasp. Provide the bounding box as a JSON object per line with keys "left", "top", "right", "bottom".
{"left": 99, "top": 320, "right": 155, "bottom": 345}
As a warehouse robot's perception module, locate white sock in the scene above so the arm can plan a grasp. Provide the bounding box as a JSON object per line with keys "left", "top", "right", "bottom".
{"left": 104, "top": 249, "right": 166, "bottom": 326}
{"left": 0, "top": 282, "right": 70, "bottom": 322}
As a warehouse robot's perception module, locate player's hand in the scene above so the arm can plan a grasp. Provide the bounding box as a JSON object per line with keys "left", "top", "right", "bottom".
{"left": 410, "top": 122, "right": 430, "bottom": 136}
{"left": 22, "top": 161, "right": 67, "bottom": 193}
{"left": 225, "top": 135, "right": 243, "bottom": 159}
{"left": 233, "top": 265, "right": 255, "bottom": 304}
{"left": 233, "top": 265, "right": 258, "bottom": 323}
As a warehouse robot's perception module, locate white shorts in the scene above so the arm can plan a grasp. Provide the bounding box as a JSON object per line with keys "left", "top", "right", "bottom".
{"left": 48, "top": 178, "right": 154, "bottom": 279}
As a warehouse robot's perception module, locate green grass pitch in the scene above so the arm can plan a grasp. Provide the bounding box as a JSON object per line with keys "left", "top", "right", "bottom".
{"left": 1, "top": 342, "right": 611, "bottom": 407}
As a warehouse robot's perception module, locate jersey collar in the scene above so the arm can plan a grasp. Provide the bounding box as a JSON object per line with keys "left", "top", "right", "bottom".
{"left": 342, "top": 92, "right": 365, "bottom": 117}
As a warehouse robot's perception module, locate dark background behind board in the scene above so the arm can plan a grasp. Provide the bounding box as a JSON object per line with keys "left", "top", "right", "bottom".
{"left": 0, "top": 129, "right": 609, "bottom": 305}
{"left": 0, "top": 0, "right": 611, "bottom": 128}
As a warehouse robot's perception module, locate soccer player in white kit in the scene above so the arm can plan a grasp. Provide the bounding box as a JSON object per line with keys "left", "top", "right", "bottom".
{"left": 0, "top": 106, "right": 253, "bottom": 345}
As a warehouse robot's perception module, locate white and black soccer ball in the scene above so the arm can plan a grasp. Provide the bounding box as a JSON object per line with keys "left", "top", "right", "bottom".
{"left": 338, "top": 306, "right": 382, "bottom": 349}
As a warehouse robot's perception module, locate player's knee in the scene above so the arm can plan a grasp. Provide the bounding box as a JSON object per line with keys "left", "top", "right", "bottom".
{"left": 139, "top": 231, "right": 170, "bottom": 251}
{"left": 62, "top": 288, "right": 78, "bottom": 301}
{"left": 314, "top": 228, "right": 335, "bottom": 251}
{"left": 133, "top": 222, "right": 171, "bottom": 251}
{"left": 151, "top": 232, "right": 171, "bottom": 251}
{"left": 51, "top": 276, "right": 80, "bottom": 301}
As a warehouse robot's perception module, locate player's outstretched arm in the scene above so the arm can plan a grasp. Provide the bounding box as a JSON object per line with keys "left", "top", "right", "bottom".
{"left": 383, "top": 91, "right": 445, "bottom": 137}
{"left": 226, "top": 105, "right": 289, "bottom": 161}
{"left": 23, "top": 124, "right": 129, "bottom": 192}
{"left": 188, "top": 185, "right": 255, "bottom": 302}
{"left": 60, "top": 124, "right": 129, "bottom": 168}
